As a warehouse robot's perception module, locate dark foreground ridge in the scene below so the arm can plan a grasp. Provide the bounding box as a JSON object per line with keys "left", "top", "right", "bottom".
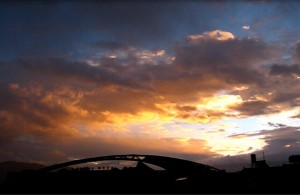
{"left": 1, "top": 154, "right": 300, "bottom": 194}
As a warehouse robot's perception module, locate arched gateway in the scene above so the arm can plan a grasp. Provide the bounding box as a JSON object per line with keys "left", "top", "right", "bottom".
{"left": 39, "top": 154, "right": 221, "bottom": 176}
{"left": 6, "top": 154, "right": 227, "bottom": 193}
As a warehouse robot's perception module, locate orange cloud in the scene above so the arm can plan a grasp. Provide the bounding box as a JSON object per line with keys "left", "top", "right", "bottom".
{"left": 187, "top": 30, "right": 235, "bottom": 42}
{"left": 1, "top": 29, "right": 300, "bottom": 164}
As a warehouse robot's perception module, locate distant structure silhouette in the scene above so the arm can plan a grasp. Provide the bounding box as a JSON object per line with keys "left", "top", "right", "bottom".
{"left": 251, "top": 153, "right": 256, "bottom": 168}
{"left": 2, "top": 153, "right": 300, "bottom": 194}
{"left": 250, "top": 153, "right": 269, "bottom": 168}
{"left": 39, "top": 154, "right": 222, "bottom": 177}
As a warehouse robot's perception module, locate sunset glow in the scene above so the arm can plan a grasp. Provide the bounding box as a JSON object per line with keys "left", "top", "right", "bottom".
{"left": 1, "top": 1, "right": 300, "bottom": 169}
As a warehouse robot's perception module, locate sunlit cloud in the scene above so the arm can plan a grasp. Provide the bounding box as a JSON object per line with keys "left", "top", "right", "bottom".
{"left": 187, "top": 30, "right": 235, "bottom": 42}
{"left": 198, "top": 95, "right": 243, "bottom": 111}
{"left": 1, "top": 3, "right": 300, "bottom": 167}
{"left": 233, "top": 85, "right": 249, "bottom": 91}
{"left": 207, "top": 134, "right": 266, "bottom": 156}
{"left": 242, "top": 25, "right": 250, "bottom": 30}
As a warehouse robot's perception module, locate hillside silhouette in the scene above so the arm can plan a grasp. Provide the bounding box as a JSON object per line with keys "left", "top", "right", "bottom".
{"left": 1, "top": 154, "right": 300, "bottom": 194}
{"left": 0, "top": 161, "right": 44, "bottom": 184}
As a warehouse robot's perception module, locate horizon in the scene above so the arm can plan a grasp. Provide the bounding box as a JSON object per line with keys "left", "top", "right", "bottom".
{"left": 1, "top": 0, "right": 300, "bottom": 170}
{"left": 0, "top": 151, "right": 294, "bottom": 173}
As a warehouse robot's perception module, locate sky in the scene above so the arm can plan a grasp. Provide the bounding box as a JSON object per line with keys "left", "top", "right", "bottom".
{"left": 1, "top": 0, "right": 300, "bottom": 170}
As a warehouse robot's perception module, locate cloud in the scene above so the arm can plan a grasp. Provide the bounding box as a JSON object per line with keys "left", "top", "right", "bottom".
{"left": 270, "top": 64, "right": 300, "bottom": 76}
{"left": 0, "top": 30, "right": 274, "bottom": 142}
{"left": 0, "top": 82, "right": 84, "bottom": 144}
{"left": 228, "top": 133, "right": 251, "bottom": 139}
{"left": 218, "top": 124, "right": 300, "bottom": 169}
{"left": 187, "top": 30, "right": 235, "bottom": 42}
{"left": 0, "top": 135, "right": 218, "bottom": 165}
{"left": 259, "top": 126, "right": 300, "bottom": 163}
{"left": 1, "top": 28, "right": 300, "bottom": 164}
{"left": 242, "top": 25, "right": 250, "bottom": 30}
{"left": 228, "top": 125, "right": 300, "bottom": 163}
{"left": 19, "top": 58, "right": 149, "bottom": 90}
{"left": 175, "top": 105, "right": 198, "bottom": 112}
{"left": 290, "top": 111, "right": 300, "bottom": 118}
{"left": 268, "top": 122, "right": 287, "bottom": 128}
{"left": 176, "top": 32, "right": 272, "bottom": 87}
{"left": 2, "top": 0, "right": 300, "bottom": 168}
{"left": 227, "top": 65, "right": 300, "bottom": 117}
{"left": 229, "top": 100, "right": 272, "bottom": 116}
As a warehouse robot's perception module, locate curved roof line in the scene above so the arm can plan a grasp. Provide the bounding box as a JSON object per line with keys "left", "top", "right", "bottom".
{"left": 39, "top": 154, "right": 220, "bottom": 175}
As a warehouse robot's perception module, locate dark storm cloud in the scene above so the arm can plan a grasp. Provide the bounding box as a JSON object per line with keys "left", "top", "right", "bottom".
{"left": 231, "top": 90, "right": 300, "bottom": 116}
{"left": 228, "top": 48, "right": 300, "bottom": 117}
{"left": 0, "top": 82, "right": 44, "bottom": 143}
{"left": 84, "top": 34, "right": 275, "bottom": 105}
{"left": 18, "top": 58, "right": 148, "bottom": 90}
{"left": 0, "top": 81, "right": 80, "bottom": 145}
{"left": 260, "top": 126, "right": 300, "bottom": 163}
{"left": 177, "top": 36, "right": 297, "bottom": 120}
{"left": 270, "top": 64, "right": 300, "bottom": 75}
{"left": 229, "top": 100, "right": 273, "bottom": 116}
{"left": 228, "top": 125, "right": 300, "bottom": 164}
{"left": 0, "top": 57, "right": 151, "bottom": 92}
{"left": 272, "top": 92, "right": 300, "bottom": 104}
{"left": 175, "top": 37, "right": 272, "bottom": 87}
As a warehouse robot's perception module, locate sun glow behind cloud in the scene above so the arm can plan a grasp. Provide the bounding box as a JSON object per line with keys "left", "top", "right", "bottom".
{"left": 0, "top": 58, "right": 262, "bottom": 159}
{"left": 2, "top": 3, "right": 300, "bottom": 168}
{"left": 199, "top": 95, "right": 243, "bottom": 111}
{"left": 74, "top": 91, "right": 265, "bottom": 156}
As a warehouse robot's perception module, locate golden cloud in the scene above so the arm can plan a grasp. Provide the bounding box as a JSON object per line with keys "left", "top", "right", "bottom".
{"left": 187, "top": 30, "right": 235, "bottom": 42}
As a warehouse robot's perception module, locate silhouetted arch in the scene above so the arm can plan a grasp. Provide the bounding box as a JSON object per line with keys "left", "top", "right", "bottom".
{"left": 39, "top": 154, "right": 220, "bottom": 176}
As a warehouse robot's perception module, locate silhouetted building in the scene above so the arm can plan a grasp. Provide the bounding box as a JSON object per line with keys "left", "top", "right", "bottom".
{"left": 289, "top": 155, "right": 300, "bottom": 164}
{"left": 250, "top": 154, "right": 269, "bottom": 168}
{"left": 251, "top": 154, "right": 256, "bottom": 168}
